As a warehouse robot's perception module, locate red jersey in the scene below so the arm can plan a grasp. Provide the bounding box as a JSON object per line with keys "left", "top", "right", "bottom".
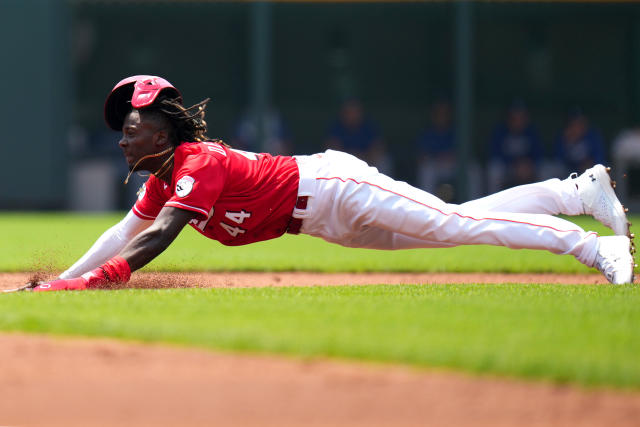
{"left": 133, "top": 141, "right": 300, "bottom": 246}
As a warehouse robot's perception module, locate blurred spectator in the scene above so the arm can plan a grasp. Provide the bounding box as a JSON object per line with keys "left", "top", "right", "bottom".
{"left": 488, "top": 99, "right": 544, "bottom": 192}
{"left": 231, "top": 107, "right": 292, "bottom": 155}
{"left": 611, "top": 126, "right": 640, "bottom": 205}
{"left": 414, "top": 99, "right": 483, "bottom": 202}
{"left": 325, "top": 98, "right": 393, "bottom": 174}
{"left": 415, "top": 99, "right": 456, "bottom": 201}
{"left": 613, "top": 126, "right": 640, "bottom": 162}
{"left": 554, "top": 107, "right": 606, "bottom": 175}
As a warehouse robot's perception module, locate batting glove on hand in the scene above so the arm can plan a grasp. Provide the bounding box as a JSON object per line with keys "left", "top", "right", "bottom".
{"left": 32, "top": 256, "right": 131, "bottom": 292}
{"left": 32, "top": 274, "right": 101, "bottom": 292}
{"left": 2, "top": 283, "right": 39, "bottom": 293}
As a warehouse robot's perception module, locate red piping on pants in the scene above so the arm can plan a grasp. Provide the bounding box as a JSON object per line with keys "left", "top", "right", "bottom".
{"left": 315, "top": 177, "right": 598, "bottom": 236}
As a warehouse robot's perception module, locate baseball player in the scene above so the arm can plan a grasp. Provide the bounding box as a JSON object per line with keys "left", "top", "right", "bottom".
{"left": 26, "top": 75, "right": 636, "bottom": 291}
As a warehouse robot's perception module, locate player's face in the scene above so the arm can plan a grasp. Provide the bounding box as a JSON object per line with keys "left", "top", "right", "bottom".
{"left": 119, "top": 110, "right": 164, "bottom": 169}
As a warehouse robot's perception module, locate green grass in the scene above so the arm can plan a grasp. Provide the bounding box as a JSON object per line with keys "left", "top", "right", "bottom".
{"left": 1, "top": 283, "right": 639, "bottom": 388}
{"left": 2, "top": 212, "right": 639, "bottom": 389}
{"left": 1, "top": 212, "right": 635, "bottom": 273}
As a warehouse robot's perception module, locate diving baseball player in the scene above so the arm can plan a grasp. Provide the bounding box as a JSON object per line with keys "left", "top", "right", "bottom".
{"left": 25, "top": 75, "right": 636, "bottom": 291}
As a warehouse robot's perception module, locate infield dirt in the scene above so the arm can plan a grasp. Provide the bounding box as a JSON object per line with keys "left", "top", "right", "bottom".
{"left": 0, "top": 271, "right": 611, "bottom": 291}
{"left": 0, "top": 272, "right": 637, "bottom": 426}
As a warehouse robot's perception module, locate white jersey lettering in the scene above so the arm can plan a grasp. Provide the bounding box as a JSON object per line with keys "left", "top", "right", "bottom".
{"left": 225, "top": 210, "right": 252, "bottom": 224}
{"left": 190, "top": 207, "right": 215, "bottom": 231}
{"left": 204, "top": 142, "right": 227, "bottom": 156}
{"left": 231, "top": 148, "right": 259, "bottom": 161}
{"left": 220, "top": 222, "right": 246, "bottom": 237}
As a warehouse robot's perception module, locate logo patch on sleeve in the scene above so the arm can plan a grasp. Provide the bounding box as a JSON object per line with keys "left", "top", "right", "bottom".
{"left": 176, "top": 176, "right": 195, "bottom": 197}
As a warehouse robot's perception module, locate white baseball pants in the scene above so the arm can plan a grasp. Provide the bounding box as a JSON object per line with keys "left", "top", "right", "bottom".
{"left": 293, "top": 150, "right": 599, "bottom": 267}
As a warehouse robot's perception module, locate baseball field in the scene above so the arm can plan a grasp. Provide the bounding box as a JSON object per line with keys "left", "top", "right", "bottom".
{"left": 1, "top": 212, "right": 639, "bottom": 426}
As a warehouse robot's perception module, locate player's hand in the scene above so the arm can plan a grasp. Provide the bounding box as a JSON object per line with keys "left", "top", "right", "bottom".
{"left": 30, "top": 256, "right": 131, "bottom": 292}
{"left": 2, "top": 282, "right": 38, "bottom": 293}
{"left": 32, "top": 269, "right": 108, "bottom": 292}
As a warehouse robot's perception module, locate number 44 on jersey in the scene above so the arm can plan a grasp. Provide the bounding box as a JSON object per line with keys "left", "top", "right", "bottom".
{"left": 220, "top": 210, "right": 252, "bottom": 237}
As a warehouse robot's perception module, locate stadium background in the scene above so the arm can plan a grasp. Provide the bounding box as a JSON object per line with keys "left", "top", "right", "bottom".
{"left": 1, "top": 3, "right": 640, "bottom": 424}
{"left": 1, "top": 0, "right": 640, "bottom": 210}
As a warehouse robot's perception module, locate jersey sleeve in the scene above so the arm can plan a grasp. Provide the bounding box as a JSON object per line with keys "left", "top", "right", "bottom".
{"left": 133, "top": 176, "right": 167, "bottom": 220}
{"left": 165, "top": 153, "right": 226, "bottom": 220}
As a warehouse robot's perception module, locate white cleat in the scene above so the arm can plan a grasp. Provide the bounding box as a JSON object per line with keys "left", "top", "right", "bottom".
{"left": 571, "top": 164, "right": 630, "bottom": 236}
{"left": 594, "top": 236, "right": 635, "bottom": 284}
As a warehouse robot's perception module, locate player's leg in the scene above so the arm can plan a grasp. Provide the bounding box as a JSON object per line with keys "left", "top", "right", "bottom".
{"left": 340, "top": 226, "right": 458, "bottom": 250}
{"left": 341, "top": 225, "right": 632, "bottom": 285}
{"left": 457, "top": 178, "right": 581, "bottom": 215}
{"left": 293, "top": 151, "right": 633, "bottom": 283}
{"left": 458, "top": 165, "right": 630, "bottom": 236}
{"left": 344, "top": 193, "right": 598, "bottom": 266}
{"left": 296, "top": 150, "right": 595, "bottom": 260}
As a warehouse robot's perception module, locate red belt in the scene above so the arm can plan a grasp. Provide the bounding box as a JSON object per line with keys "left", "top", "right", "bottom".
{"left": 286, "top": 196, "right": 308, "bottom": 235}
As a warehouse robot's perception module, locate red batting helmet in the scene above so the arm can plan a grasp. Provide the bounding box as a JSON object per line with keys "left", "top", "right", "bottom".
{"left": 104, "top": 75, "right": 182, "bottom": 131}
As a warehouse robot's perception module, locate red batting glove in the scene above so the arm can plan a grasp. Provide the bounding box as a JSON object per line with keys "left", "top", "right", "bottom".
{"left": 32, "top": 276, "right": 94, "bottom": 291}
{"left": 32, "top": 256, "right": 131, "bottom": 292}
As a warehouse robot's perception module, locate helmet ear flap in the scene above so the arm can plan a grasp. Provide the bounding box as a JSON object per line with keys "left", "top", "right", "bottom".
{"left": 107, "top": 85, "right": 134, "bottom": 131}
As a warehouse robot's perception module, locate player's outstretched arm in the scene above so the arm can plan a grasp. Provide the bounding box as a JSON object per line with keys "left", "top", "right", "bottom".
{"left": 118, "top": 207, "right": 196, "bottom": 272}
{"left": 31, "top": 207, "right": 196, "bottom": 292}
{"left": 59, "top": 210, "right": 153, "bottom": 279}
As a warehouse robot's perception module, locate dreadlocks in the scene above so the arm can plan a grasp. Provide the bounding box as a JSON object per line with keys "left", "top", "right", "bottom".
{"left": 151, "top": 96, "right": 229, "bottom": 147}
